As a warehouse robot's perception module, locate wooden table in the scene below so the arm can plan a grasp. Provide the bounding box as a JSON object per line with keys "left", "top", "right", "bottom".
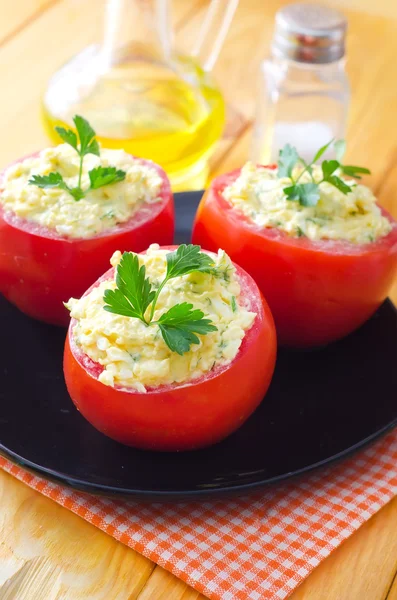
{"left": 0, "top": 1, "right": 396, "bottom": 598}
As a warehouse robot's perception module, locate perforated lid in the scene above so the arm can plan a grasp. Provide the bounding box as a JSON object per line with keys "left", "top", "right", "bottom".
{"left": 272, "top": 3, "right": 347, "bottom": 63}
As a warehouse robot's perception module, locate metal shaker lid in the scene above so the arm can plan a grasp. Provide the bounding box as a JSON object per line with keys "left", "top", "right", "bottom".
{"left": 272, "top": 3, "right": 347, "bottom": 64}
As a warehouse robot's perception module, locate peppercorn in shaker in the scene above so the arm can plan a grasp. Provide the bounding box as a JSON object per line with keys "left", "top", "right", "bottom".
{"left": 251, "top": 3, "right": 350, "bottom": 164}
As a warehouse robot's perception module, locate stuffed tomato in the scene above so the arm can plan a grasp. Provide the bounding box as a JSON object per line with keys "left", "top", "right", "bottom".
{"left": 193, "top": 161, "right": 397, "bottom": 347}
{"left": 0, "top": 118, "right": 174, "bottom": 326}
{"left": 63, "top": 244, "right": 276, "bottom": 451}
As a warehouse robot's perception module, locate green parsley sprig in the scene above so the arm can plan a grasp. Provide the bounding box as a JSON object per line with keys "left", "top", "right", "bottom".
{"left": 278, "top": 139, "right": 371, "bottom": 207}
{"left": 103, "top": 245, "right": 218, "bottom": 355}
{"left": 29, "top": 115, "right": 126, "bottom": 201}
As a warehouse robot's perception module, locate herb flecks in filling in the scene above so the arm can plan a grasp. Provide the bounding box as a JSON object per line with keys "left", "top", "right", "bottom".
{"left": 66, "top": 245, "right": 256, "bottom": 390}
{"left": 1, "top": 126, "right": 163, "bottom": 239}
{"left": 223, "top": 141, "right": 392, "bottom": 244}
{"left": 103, "top": 244, "right": 218, "bottom": 355}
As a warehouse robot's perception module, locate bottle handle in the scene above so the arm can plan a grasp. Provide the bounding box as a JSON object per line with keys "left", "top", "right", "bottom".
{"left": 192, "top": 0, "right": 239, "bottom": 72}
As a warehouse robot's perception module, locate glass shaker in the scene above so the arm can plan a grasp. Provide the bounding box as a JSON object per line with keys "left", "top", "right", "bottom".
{"left": 251, "top": 3, "right": 350, "bottom": 164}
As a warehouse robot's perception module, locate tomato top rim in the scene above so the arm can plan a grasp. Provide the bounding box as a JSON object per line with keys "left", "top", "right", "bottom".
{"left": 0, "top": 152, "right": 172, "bottom": 243}
{"left": 68, "top": 246, "right": 269, "bottom": 395}
{"left": 211, "top": 167, "right": 397, "bottom": 257}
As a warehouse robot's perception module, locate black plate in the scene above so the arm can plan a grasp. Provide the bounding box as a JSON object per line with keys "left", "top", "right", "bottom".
{"left": 1, "top": 191, "right": 396, "bottom": 500}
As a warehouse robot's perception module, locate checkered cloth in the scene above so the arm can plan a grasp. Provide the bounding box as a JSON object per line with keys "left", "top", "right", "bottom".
{"left": 1, "top": 428, "right": 396, "bottom": 600}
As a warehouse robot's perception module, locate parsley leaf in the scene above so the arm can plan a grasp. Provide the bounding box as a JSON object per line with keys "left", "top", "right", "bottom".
{"left": 166, "top": 244, "right": 215, "bottom": 279}
{"left": 341, "top": 165, "right": 371, "bottom": 179}
{"left": 55, "top": 127, "right": 78, "bottom": 150}
{"left": 28, "top": 172, "right": 85, "bottom": 201}
{"left": 89, "top": 166, "right": 126, "bottom": 190}
{"left": 334, "top": 139, "right": 346, "bottom": 162}
{"left": 29, "top": 172, "right": 69, "bottom": 190}
{"left": 73, "top": 115, "right": 100, "bottom": 157}
{"left": 280, "top": 139, "right": 370, "bottom": 208}
{"left": 327, "top": 175, "right": 352, "bottom": 194}
{"left": 283, "top": 185, "right": 301, "bottom": 202}
{"left": 278, "top": 144, "right": 300, "bottom": 178}
{"left": 321, "top": 159, "right": 340, "bottom": 179}
{"left": 56, "top": 116, "right": 99, "bottom": 158}
{"left": 103, "top": 246, "right": 218, "bottom": 354}
{"left": 31, "top": 115, "right": 126, "bottom": 201}
{"left": 158, "top": 303, "right": 217, "bottom": 355}
{"left": 313, "top": 139, "right": 334, "bottom": 163}
{"left": 285, "top": 183, "right": 320, "bottom": 206}
{"left": 103, "top": 252, "right": 155, "bottom": 322}
{"left": 69, "top": 187, "right": 86, "bottom": 201}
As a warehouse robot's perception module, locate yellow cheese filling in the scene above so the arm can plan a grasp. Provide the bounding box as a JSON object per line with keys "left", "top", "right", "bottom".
{"left": 0, "top": 144, "right": 163, "bottom": 239}
{"left": 66, "top": 245, "right": 256, "bottom": 392}
{"left": 223, "top": 162, "right": 392, "bottom": 244}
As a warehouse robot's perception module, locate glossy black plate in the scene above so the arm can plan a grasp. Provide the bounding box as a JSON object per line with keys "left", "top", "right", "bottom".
{"left": 1, "top": 191, "right": 396, "bottom": 500}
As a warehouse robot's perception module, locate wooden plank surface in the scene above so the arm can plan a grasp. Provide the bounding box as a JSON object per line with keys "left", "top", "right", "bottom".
{"left": 388, "top": 573, "right": 397, "bottom": 600}
{"left": 0, "top": 0, "right": 396, "bottom": 599}
{"left": 0, "top": 0, "right": 58, "bottom": 45}
{"left": 0, "top": 470, "right": 155, "bottom": 599}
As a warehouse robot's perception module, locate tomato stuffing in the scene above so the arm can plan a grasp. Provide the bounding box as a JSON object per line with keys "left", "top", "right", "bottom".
{"left": 0, "top": 155, "right": 174, "bottom": 326}
{"left": 63, "top": 246, "right": 277, "bottom": 451}
{"left": 192, "top": 168, "right": 397, "bottom": 347}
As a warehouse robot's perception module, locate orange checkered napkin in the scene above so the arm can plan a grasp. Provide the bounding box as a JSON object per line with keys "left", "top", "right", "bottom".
{"left": 1, "top": 428, "right": 396, "bottom": 600}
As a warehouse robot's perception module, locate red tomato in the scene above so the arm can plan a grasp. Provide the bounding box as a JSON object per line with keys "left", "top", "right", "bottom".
{"left": 63, "top": 248, "right": 277, "bottom": 451}
{"left": 192, "top": 168, "right": 397, "bottom": 347}
{"left": 0, "top": 155, "right": 174, "bottom": 326}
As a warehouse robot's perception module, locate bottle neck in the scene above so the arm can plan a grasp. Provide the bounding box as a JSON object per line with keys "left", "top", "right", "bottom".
{"left": 101, "top": 0, "right": 173, "bottom": 68}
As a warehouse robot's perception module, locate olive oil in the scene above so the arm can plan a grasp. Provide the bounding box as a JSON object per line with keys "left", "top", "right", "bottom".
{"left": 42, "top": 55, "right": 225, "bottom": 191}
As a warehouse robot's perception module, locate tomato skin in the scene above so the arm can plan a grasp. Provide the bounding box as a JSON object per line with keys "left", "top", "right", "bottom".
{"left": 63, "top": 252, "right": 277, "bottom": 451}
{"left": 0, "top": 155, "right": 174, "bottom": 326}
{"left": 192, "top": 169, "right": 397, "bottom": 347}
